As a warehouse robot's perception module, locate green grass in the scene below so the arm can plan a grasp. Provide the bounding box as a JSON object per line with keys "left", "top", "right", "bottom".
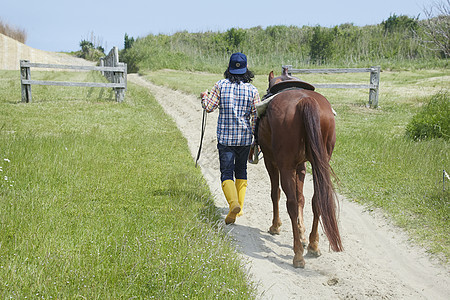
{"left": 0, "top": 70, "right": 255, "bottom": 298}
{"left": 142, "top": 68, "right": 450, "bottom": 261}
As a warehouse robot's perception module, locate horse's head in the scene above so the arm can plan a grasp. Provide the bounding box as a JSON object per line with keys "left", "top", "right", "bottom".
{"left": 267, "top": 66, "right": 315, "bottom": 94}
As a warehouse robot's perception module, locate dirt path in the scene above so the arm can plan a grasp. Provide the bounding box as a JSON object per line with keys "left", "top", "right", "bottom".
{"left": 129, "top": 74, "right": 449, "bottom": 300}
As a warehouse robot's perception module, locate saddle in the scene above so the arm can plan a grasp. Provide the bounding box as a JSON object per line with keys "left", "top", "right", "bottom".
{"left": 269, "top": 79, "right": 315, "bottom": 94}
{"left": 256, "top": 79, "right": 315, "bottom": 117}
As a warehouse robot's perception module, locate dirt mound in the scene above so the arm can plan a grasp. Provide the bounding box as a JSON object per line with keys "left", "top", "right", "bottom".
{"left": 0, "top": 33, "right": 95, "bottom": 70}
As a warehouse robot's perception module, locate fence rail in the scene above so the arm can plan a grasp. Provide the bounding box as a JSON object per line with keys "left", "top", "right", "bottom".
{"left": 20, "top": 47, "right": 127, "bottom": 103}
{"left": 283, "top": 65, "right": 381, "bottom": 107}
{"left": 20, "top": 79, "right": 125, "bottom": 88}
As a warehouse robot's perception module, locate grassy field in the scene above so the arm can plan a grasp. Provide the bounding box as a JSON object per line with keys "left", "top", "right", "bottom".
{"left": 0, "top": 70, "right": 255, "bottom": 298}
{"left": 1, "top": 66, "right": 448, "bottom": 298}
{"left": 142, "top": 67, "right": 449, "bottom": 260}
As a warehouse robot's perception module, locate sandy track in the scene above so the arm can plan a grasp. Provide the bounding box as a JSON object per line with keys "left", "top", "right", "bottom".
{"left": 129, "top": 74, "right": 449, "bottom": 300}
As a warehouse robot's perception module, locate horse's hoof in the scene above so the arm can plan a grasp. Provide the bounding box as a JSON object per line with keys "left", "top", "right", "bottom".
{"left": 306, "top": 245, "right": 322, "bottom": 257}
{"left": 293, "top": 257, "right": 305, "bottom": 268}
{"left": 268, "top": 226, "right": 280, "bottom": 235}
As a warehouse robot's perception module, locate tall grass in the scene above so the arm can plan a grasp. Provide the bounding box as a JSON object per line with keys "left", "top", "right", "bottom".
{"left": 0, "top": 70, "right": 255, "bottom": 298}
{"left": 121, "top": 22, "right": 448, "bottom": 74}
{"left": 141, "top": 68, "right": 450, "bottom": 261}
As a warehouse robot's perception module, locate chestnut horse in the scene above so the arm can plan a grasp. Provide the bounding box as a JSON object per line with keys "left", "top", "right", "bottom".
{"left": 258, "top": 68, "right": 343, "bottom": 268}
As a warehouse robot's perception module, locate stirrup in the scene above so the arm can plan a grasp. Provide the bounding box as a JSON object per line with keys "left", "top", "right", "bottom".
{"left": 248, "top": 144, "right": 261, "bottom": 164}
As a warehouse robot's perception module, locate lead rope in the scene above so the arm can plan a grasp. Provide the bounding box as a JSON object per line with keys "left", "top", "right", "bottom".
{"left": 195, "top": 108, "right": 207, "bottom": 168}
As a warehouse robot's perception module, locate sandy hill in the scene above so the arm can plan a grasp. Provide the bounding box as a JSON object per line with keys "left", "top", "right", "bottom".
{"left": 0, "top": 33, "right": 95, "bottom": 70}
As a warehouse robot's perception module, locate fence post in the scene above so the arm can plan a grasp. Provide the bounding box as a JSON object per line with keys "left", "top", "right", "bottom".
{"left": 101, "top": 46, "right": 127, "bottom": 102}
{"left": 105, "top": 54, "right": 112, "bottom": 81}
{"left": 114, "top": 62, "right": 127, "bottom": 102}
{"left": 112, "top": 47, "right": 122, "bottom": 102}
{"left": 282, "top": 65, "right": 293, "bottom": 76}
{"left": 20, "top": 60, "right": 32, "bottom": 103}
{"left": 100, "top": 58, "right": 104, "bottom": 76}
{"left": 113, "top": 46, "right": 119, "bottom": 66}
{"left": 369, "top": 66, "right": 380, "bottom": 107}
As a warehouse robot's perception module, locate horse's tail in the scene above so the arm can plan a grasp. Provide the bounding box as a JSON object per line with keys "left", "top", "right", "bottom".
{"left": 300, "top": 97, "right": 343, "bottom": 252}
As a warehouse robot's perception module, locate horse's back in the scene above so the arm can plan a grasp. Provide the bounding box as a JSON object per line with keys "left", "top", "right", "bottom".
{"left": 267, "top": 89, "right": 334, "bottom": 132}
{"left": 263, "top": 89, "right": 335, "bottom": 164}
{"left": 268, "top": 89, "right": 333, "bottom": 116}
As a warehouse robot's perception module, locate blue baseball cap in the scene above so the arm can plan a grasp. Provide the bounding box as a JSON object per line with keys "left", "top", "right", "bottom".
{"left": 228, "top": 52, "right": 247, "bottom": 74}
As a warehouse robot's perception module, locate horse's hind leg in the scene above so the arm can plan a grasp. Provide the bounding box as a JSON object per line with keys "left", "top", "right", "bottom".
{"left": 264, "top": 158, "right": 282, "bottom": 234}
{"left": 281, "top": 168, "right": 305, "bottom": 268}
{"left": 296, "top": 163, "right": 308, "bottom": 249}
{"left": 307, "top": 192, "right": 322, "bottom": 257}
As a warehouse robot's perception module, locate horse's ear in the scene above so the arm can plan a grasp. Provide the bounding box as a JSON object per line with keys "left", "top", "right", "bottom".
{"left": 268, "top": 71, "right": 274, "bottom": 82}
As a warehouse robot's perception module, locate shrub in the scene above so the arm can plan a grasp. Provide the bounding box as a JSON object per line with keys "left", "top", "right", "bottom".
{"left": 120, "top": 34, "right": 139, "bottom": 73}
{"left": 225, "top": 27, "right": 247, "bottom": 50}
{"left": 75, "top": 33, "right": 106, "bottom": 61}
{"left": 120, "top": 47, "right": 139, "bottom": 73}
{"left": 382, "top": 14, "right": 419, "bottom": 34}
{"left": 406, "top": 91, "right": 450, "bottom": 140}
{"left": 309, "top": 26, "right": 335, "bottom": 64}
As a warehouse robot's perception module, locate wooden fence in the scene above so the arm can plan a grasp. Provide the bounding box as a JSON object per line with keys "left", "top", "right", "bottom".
{"left": 20, "top": 47, "right": 127, "bottom": 103}
{"left": 283, "top": 65, "right": 381, "bottom": 107}
{"left": 100, "top": 46, "right": 126, "bottom": 88}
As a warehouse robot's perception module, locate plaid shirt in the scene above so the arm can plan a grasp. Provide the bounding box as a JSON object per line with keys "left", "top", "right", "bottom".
{"left": 202, "top": 78, "right": 260, "bottom": 146}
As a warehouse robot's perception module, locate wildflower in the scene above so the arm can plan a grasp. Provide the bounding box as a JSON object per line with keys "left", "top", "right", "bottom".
{"left": 4, "top": 158, "right": 10, "bottom": 162}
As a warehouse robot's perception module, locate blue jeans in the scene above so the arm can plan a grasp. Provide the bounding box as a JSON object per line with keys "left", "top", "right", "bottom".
{"left": 217, "top": 143, "right": 251, "bottom": 182}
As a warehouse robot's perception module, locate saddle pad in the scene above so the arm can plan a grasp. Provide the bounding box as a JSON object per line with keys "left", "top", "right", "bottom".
{"left": 256, "top": 94, "right": 276, "bottom": 117}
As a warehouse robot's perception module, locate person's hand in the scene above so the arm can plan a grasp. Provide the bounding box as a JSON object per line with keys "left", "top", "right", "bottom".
{"left": 200, "top": 90, "right": 208, "bottom": 99}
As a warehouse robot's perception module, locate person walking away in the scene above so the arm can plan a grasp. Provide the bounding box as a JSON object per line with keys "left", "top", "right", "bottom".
{"left": 200, "top": 52, "right": 260, "bottom": 224}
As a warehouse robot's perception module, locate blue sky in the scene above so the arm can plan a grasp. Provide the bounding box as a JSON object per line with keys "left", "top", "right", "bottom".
{"left": 2, "top": 0, "right": 435, "bottom": 52}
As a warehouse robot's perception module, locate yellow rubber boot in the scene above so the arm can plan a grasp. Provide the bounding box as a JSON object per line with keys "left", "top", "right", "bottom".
{"left": 222, "top": 180, "right": 241, "bottom": 224}
{"left": 235, "top": 179, "right": 248, "bottom": 217}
